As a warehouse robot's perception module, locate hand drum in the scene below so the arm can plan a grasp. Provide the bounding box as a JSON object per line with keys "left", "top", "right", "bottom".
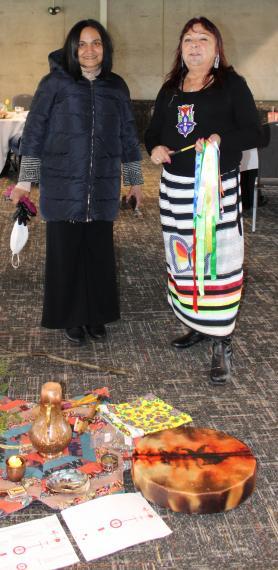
{"left": 132, "top": 426, "right": 257, "bottom": 514}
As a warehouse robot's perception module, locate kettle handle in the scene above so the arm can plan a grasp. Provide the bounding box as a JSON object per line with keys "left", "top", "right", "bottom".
{"left": 46, "top": 403, "right": 52, "bottom": 427}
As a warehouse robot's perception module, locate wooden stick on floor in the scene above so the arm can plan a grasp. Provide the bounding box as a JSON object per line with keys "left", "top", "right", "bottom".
{"left": 0, "top": 350, "right": 130, "bottom": 377}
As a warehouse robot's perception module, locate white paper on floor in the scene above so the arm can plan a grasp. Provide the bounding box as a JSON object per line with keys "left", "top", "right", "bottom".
{"left": 0, "top": 513, "right": 79, "bottom": 569}
{"left": 62, "top": 492, "right": 172, "bottom": 561}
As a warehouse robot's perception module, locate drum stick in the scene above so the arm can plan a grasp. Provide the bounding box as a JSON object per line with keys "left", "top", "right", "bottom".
{"left": 170, "top": 144, "right": 195, "bottom": 156}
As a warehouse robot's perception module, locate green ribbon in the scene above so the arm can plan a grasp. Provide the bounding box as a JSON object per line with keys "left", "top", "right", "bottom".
{"left": 193, "top": 142, "right": 220, "bottom": 300}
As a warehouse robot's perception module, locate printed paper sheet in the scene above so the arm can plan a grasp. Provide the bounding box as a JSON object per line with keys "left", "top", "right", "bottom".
{"left": 62, "top": 492, "right": 172, "bottom": 561}
{"left": 0, "top": 514, "right": 79, "bottom": 569}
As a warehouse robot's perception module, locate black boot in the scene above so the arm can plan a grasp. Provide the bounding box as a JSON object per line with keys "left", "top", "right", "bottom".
{"left": 85, "top": 324, "right": 107, "bottom": 340}
{"left": 171, "top": 329, "right": 206, "bottom": 349}
{"left": 64, "top": 326, "right": 85, "bottom": 345}
{"left": 210, "top": 337, "right": 232, "bottom": 384}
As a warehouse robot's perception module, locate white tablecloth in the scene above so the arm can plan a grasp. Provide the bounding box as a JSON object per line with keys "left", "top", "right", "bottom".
{"left": 0, "top": 111, "right": 28, "bottom": 174}
{"left": 240, "top": 148, "right": 258, "bottom": 171}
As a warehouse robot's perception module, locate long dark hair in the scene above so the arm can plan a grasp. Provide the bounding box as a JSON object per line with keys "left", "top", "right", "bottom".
{"left": 164, "top": 16, "right": 233, "bottom": 90}
{"left": 62, "top": 19, "right": 113, "bottom": 80}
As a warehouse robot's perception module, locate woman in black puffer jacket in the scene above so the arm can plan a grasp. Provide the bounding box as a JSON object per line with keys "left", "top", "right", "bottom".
{"left": 11, "top": 19, "right": 143, "bottom": 345}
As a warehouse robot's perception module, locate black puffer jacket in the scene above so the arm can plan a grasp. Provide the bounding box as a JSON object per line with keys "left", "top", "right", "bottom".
{"left": 20, "top": 50, "right": 141, "bottom": 222}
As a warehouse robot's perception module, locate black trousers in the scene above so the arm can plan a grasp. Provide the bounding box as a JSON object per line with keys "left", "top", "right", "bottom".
{"left": 41, "top": 221, "right": 120, "bottom": 329}
{"left": 240, "top": 169, "right": 258, "bottom": 210}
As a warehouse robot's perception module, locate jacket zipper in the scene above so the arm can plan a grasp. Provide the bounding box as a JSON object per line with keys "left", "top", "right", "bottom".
{"left": 87, "top": 80, "right": 95, "bottom": 221}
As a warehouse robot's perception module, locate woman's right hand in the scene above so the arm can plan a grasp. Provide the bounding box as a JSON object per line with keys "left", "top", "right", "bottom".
{"left": 10, "top": 186, "right": 29, "bottom": 205}
{"left": 195, "top": 138, "right": 205, "bottom": 153}
{"left": 151, "top": 145, "right": 172, "bottom": 165}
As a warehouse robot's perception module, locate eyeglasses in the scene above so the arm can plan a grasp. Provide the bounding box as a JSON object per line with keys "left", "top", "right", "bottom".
{"left": 78, "top": 40, "right": 103, "bottom": 49}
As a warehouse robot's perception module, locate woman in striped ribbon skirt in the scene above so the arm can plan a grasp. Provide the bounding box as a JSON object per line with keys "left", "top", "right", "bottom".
{"left": 145, "top": 16, "right": 262, "bottom": 384}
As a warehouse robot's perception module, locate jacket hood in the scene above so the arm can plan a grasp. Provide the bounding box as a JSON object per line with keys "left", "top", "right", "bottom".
{"left": 48, "top": 48, "right": 108, "bottom": 80}
{"left": 48, "top": 49, "right": 64, "bottom": 72}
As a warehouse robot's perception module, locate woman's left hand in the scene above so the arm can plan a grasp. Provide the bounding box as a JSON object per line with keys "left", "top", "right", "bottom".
{"left": 195, "top": 133, "right": 221, "bottom": 153}
{"left": 127, "top": 185, "right": 143, "bottom": 208}
{"left": 208, "top": 133, "right": 221, "bottom": 147}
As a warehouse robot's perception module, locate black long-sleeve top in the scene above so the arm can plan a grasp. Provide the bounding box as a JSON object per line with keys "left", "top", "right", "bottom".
{"left": 145, "top": 70, "right": 262, "bottom": 176}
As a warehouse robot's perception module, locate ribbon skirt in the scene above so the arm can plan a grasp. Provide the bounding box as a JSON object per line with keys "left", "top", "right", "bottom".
{"left": 160, "top": 168, "right": 243, "bottom": 337}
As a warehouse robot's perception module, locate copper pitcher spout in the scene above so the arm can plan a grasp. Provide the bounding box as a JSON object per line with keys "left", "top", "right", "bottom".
{"left": 41, "top": 381, "right": 62, "bottom": 405}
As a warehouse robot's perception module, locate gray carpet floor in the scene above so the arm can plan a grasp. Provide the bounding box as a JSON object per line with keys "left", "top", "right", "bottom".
{"left": 0, "top": 151, "right": 277, "bottom": 569}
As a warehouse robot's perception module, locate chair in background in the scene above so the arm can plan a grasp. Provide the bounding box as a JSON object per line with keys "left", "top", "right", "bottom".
{"left": 12, "top": 93, "right": 33, "bottom": 110}
{"left": 252, "top": 122, "right": 278, "bottom": 232}
{"left": 9, "top": 133, "right": 22, "bottom": 172}
{"left": 7, "top": 94, "right": 33, "bottom": 171}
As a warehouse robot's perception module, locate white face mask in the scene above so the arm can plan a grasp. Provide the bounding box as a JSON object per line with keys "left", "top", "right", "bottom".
{"left": 10, "top": 220, "right": 29, "bottom": 268}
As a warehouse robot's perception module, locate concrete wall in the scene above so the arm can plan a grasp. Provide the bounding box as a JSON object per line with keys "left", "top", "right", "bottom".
{"left": 0, "top": 0, "right": 277, "bottom": 103}
{"left": 110, "top": 0, "right": 278, "bottom": 101}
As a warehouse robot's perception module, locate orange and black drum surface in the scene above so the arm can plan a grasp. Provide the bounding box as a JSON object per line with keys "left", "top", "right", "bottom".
{"left": 132, "top": 426, "right": 257, "bottom": 514}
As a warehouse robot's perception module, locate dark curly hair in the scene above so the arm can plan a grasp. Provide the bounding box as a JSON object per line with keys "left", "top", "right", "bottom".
{"left": 62, "top": 19, "right": 113, "bottom": 80}
{"left": 164, "top": 16, "right": 233, "bottom": 90}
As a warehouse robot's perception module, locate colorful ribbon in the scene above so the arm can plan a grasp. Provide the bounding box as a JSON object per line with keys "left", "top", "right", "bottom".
{"left": 193, "top": 141, "right": 223, "bottom": 312}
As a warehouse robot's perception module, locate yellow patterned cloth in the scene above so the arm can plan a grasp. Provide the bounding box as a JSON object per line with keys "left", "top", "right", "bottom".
{"left": 98, "top": 393, "right": 192, "bottom": 437}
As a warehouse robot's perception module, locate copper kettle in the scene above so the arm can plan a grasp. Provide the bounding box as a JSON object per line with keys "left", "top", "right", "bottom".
{"left": 29, "top": 382, "right": 72, "bottom": 458}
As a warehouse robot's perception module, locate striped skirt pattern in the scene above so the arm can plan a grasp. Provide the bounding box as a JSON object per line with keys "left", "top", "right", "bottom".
{"left": 160, "top": 168, "right": 243, "bottom": 337}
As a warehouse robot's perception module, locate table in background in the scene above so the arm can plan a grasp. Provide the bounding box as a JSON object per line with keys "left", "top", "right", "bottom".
{"left": 0, "top": 111, "right": 28, "bottom": 174}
